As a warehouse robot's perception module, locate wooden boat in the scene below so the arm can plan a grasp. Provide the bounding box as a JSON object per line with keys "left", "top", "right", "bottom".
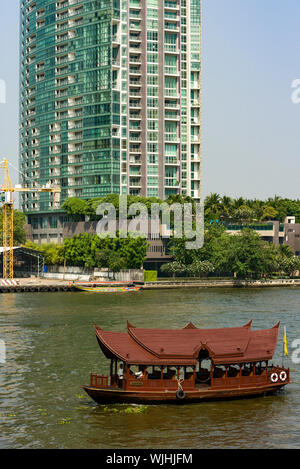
{"left": 72, "top": 282, "right": 141, "bottom": 293}
{"left": 82, "top": 320, "right": 290, "bottom": 404}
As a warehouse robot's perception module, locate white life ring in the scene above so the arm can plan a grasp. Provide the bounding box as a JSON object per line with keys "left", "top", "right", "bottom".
{"left": 271, "top": 372, "right": 278, "bottom": 383}
{"left": 280, "top": 371, "right": 287, "bottom": 382}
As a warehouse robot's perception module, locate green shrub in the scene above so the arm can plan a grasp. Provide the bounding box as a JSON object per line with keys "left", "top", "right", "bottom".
{"left": 144, "top": 270, "right": 157, "bottom": 282}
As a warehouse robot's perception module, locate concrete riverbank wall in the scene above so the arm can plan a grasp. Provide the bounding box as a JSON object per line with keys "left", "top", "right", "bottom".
{"left": 142, "top": 278, "right": 300, "bottom": 289}
{"left": 0, "top": 277, "right": 300, "bottom": 293}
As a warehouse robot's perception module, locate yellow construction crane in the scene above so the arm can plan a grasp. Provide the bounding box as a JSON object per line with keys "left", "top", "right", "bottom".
{"left": 0, "top": 158, "right": 61, "bottom": 279}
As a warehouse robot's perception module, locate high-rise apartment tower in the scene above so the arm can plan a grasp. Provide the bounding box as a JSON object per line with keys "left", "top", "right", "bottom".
{"left": 19, "top": 0, "right": 201, "bottom": 240}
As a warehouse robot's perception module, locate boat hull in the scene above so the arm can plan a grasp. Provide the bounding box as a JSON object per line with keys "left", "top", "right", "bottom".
{"left": 74, "top": 286, "right": 141, "bottom": 293}
{"left": 82, "top": 382, "right": 288, "bottom": 404}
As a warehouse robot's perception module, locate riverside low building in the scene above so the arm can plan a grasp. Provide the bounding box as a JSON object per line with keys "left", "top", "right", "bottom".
{"left": 225, "top": 216, "right": 300, "bottom": 255}
{"left": 25, "top": 215, "right": 300, "bottom": 269}
{"left": 25, "top": 217, "right": 173, "bottom": 270}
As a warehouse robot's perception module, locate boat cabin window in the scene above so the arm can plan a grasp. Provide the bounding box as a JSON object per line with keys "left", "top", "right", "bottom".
{"left": 227, "top": 365, "right": 239, "bottom": 377}
{"left": 241, "top": 363, "right": 254, "bottom": 376}
{"left": 199, "top": 358, "right": 210, "bottom": 372}
{"left": 184, "top": 367, "right": 194, "bottom": 380}
{"left": 147, "top": 367, "right": 161, "bottom": 379}
{"left": 128, "top": 365, "right": 148, "bottom": 379}
{"left": 213, "top": 365, "right": 226, "bottom": 378}
{"left": 197, "top": 348, "right": 212, "bottom": 381}
{"left": 162, "top": 367, "right": 177, "bottom": 380}
{"left": 129, "top": 365, "right": 138, "bottom": 376}
{"left": 197, "top": 358, "right": 210, "bottom": 379}
{"left": 255, "top": 362, "right": 266, "bottom": 375}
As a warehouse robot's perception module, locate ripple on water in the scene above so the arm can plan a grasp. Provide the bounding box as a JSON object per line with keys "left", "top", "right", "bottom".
{"left": 1, "top": 289, "right": 300, "bottom": 448}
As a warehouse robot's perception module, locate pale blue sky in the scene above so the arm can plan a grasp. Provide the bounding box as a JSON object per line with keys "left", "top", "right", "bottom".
{"left": 0, "top": 1, "right": 300, "bottom": 199}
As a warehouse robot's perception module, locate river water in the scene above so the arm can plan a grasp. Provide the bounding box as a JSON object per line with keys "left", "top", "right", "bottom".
{"left": 0, "top": 287, "right": 300, "bottom": 449}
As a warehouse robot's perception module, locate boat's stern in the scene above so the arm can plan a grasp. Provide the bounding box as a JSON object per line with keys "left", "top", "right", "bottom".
{"left": 268, "top": 365, "right": 290, "bottom": 387}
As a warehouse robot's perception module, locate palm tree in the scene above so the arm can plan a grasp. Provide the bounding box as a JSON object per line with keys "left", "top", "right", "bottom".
{"left": 204, "top": 193, "right": 221, "bottom": 214}
{"left": 231, "top": 197, "right": 245, "bottom": 211}
{"left": 267, "top": 195, "right": 282, "bottom": 205}
{"left": 278, "top": 244, "right": 294, "bottom": 259}
{"left": 220, "top": 196, "right": 233, "bottom": 219}
{"left": 248, "top": 199, "right": 264, "bottom": 221}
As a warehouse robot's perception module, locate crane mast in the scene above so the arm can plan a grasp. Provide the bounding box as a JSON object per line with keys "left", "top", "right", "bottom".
{"left": 0, "top": 158, "right": 61, "bottom": 279}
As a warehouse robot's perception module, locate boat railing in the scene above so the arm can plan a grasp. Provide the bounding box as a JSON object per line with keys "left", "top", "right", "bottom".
{"left": 211, "top": 365, "right": 290, "bottom": 388}
{"left": 147, "top": 378, "right": 178, "bottom": 389}
{"left": 90, "top": 373, "right": 109, "bottom": 388}
{"left": 211, "top": 366, "right": 267, "bottom": 388}
{"left": 212, "top": 376, "right": 240, "bottom": 388}
{"left": 126, "top": 377, "right": 194, "bottom": 389}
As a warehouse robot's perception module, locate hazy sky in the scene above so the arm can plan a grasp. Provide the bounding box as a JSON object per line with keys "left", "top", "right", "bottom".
{"left": 0, "top": 0, "right": 300, "bottom": 199}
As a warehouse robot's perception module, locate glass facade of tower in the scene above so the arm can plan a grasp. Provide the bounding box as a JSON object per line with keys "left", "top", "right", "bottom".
{"left": 19, "top": 0, "right": 201, "bottom": 225}
{"left": 20, "top": 0, "right": 121, "bottom": 215}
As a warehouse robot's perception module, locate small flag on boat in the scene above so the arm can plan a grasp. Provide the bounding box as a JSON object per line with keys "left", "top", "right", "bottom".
{"left": 283, "top": 327, "right": 288, "bottom": 357}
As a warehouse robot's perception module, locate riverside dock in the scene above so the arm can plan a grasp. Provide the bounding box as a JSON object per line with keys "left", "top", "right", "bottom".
{"left": 0, "top": 279, "right": 72, "bottom": 293}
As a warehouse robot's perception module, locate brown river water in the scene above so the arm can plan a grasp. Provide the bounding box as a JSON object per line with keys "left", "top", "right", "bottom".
{"left": 0, "top": 287, "right": 300, "bottom": 449}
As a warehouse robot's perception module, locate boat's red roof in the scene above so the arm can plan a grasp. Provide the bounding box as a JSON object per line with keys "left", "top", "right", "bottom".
{"left": 94, "top": 320, "right": 280, "bottom": 365}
